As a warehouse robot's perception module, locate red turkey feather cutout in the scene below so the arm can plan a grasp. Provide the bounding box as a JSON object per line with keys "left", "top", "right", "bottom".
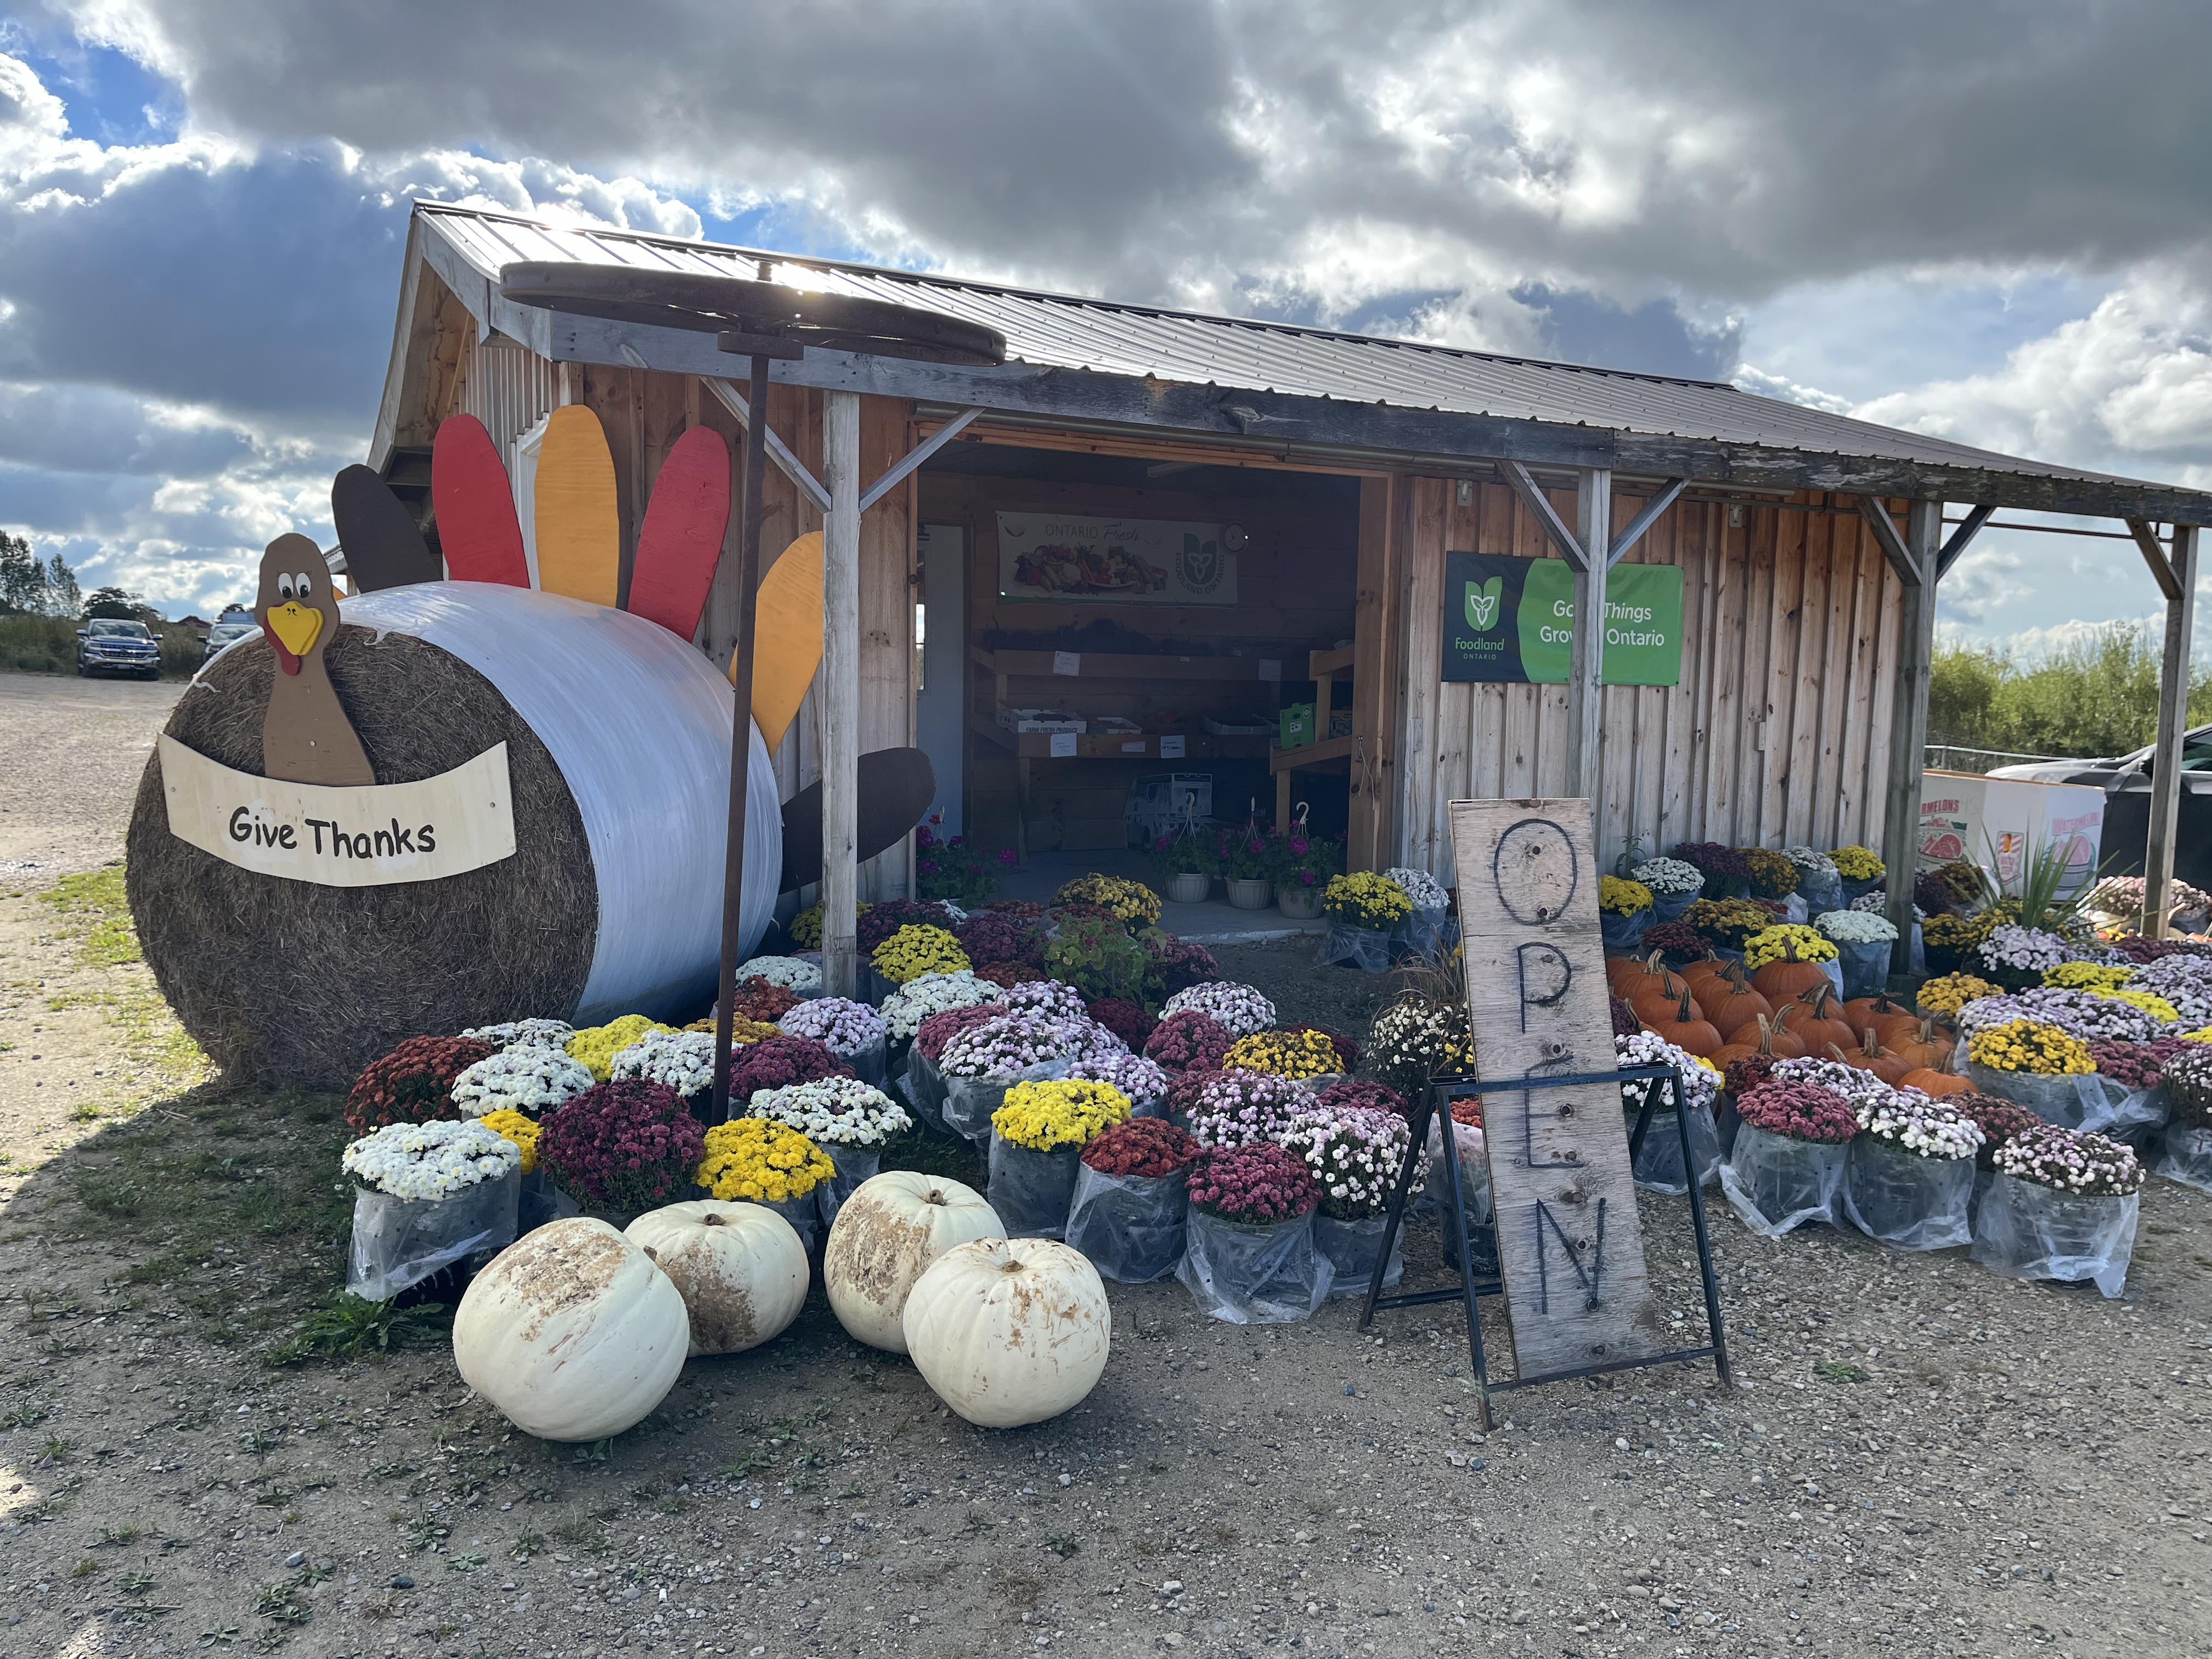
{"left": 430, "top": 414, "right": 530, "bottom": 586}
{"left": 628, "top": 425, "right": 730, "bottom": 639}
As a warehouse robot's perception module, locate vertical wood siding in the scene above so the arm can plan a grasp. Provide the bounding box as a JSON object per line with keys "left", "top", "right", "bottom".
{"left": 1396, "top": 483, "right": 1903, "bottom": 883}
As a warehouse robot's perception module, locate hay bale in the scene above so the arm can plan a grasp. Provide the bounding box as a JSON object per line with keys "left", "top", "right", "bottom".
{"left": 127, "top": 626, "right": 597, "bottom": 1089}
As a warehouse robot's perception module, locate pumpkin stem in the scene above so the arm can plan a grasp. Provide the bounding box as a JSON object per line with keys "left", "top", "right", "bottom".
{"left": 1754, "top": 1014, "right": 1778, "bottom": 1056}
{"left": 1858, "top": 1028, "right": 1886, "bottom": 1060}
{"left": 1824, "top": 1041, "right": 1853, "bottom": 1065}
{"left": 701, "top": 1212, "right": 727, "bottom": 1227}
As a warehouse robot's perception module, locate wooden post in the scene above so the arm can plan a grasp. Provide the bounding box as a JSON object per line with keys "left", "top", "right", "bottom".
{"left": 1879, "top": 499, "right": 1944, "bottom": 974}
{"left": 821, "top": 390, "right": 862, "bottom": 997}
{"left": 2146, "top": 523, "right": 2201, "bottom": 938}
{"left": 1568, "top": 469, "right": 1612, "bottom": 811}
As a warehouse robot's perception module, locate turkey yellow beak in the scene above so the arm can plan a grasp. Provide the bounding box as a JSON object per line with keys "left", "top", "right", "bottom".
{"left": 266, "top": 602, "right": 321, "bottom": 658}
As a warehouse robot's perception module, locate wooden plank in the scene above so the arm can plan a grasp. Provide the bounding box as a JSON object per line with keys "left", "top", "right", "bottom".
{"left": 858, "top": 396, "right": 917, "bottom": 901}
{"left": 629, "top": 424, "right": 730, "bottom": 642}
{"left": 430, "top": 414, "right": 529, "bottom": 586}
{"left": 820, "top": 390, "right": 862, "bottom": 995}
{"left": 1881, "top": 501, "right": 1945, "bottom": 965}
{"left": 1936, "top": 504, "right": 1995, "bottom": 583}
{"left": 1451, "top": 797, "right": 1664, "bottom": 1380}
{"left": 1566, "top": 470, "right": 1611, "bottom": 809}
{"left": 1786, "top": 504, "right": 1825, "bottom": 844}
{"left": 2145, "top": 525, "right": 2201, "bottom": 936}
{"left": 534, "top": 403, "right": 622, "bottom": 606}
{"left": 2127, "top": 519, "right": 2183, "bottom": 602}
{"left": 1397, "top": 478, "right": 1448, "bottom": 872}
{"left": 1855, "top": 495, "right": 1919, "bottom": 584}
{"left": 1350, "top": 474, "right": 1403, "bottom": 868}
{"left": 1658, "top": 503, "right": 1704, "bottom": 854}
{"left": 331, "top": 464, "right": 439, "bottom": 592}
{"left": 1812, "top": 504, "right": 1857, "bottom": 849}
{"left": 1608, "top": 480, "right": 1686, "bottom": 565}
{"left": 1861, "top": 548, "right": 1904, "bottom": 850}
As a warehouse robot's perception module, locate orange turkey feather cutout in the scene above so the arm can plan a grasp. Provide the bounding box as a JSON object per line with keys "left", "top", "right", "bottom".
{"left": 430, "top": 415, "right": 529, "bottom": 586}
{"left": 533, "top": 405, "right": 621, "bottom": 606}
{"left": 740, "top": 532, "right": 825, "bottom": 756}
{"left": 629, "top": 425, "right": 730, "bottom": 641}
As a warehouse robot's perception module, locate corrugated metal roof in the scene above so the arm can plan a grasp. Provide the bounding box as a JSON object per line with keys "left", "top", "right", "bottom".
{"left": 415, "top": 204, "right": 2198, "bottom": 504}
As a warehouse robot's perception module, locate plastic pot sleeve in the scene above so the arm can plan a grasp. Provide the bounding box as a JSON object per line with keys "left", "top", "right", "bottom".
{"left": 763, "top": 1192, "right": 819, "bottom": 1254}
{"left": 2156, "top": 1125, "right": 2212, "bottom": 1194}
{"left": 1839, "top": 876, "right": 1881, "bottom": 906}
{"left": 986, "top": 1133, "right": 1082, "bottom": 1239}
{"left": 1969, "top": 1173, "right": 2137, "bottom": 1298}
{"left": 1718, "top": 1125, "right": 1846, "bottom": 1237}
{"left": 1781, "top": 894, "right": 1809, "bottom": 924}
{"left": 941, "top": 1058, "right": 1071, "bottom": 1144}
{"left": 1176, "top": 1208, "right": 1333, "bottom": 1324}
{"left": 1316, "top": 923, "right": 1393, "bottom": 973}
{"left": 1834, "top": 939, "right": 1891, "bottom": 1000}
{"left": 347, "top": 1166, "right": 520, "bottom": 1302}
{"left": 1796, "top": 869, "right": 1843, "bottom": 914}
{"left": 817, "top": 1146, "right": 881, "bottom": 1231}
{"left": 1600, "top": 910, "right": 1652, "bottom": 956}
{"left": 1819, "top": 958, "right": 1847, "bottom": 1000}
{"left": 900, "top": 1045, "right": 950, "bottom": 1134}
{"left": 1313, "top": 1213, "right": 1402, "bottom": 1297}
{"left": 1064, "top": 1166, "right": 1188, "bottom": 1283}
{"left": 1841, "top": 1137, "right": 1973, "bottom": 1251}
{"left": 1963, "top": 1062, "right": 2107, "bottom": 1129}
{"left": 838, "top": 1036, "right": 890, "bottom": 1090}
{"left": 1422, "top": 1119, "right": 1489, "bottom": 1222}
{"left": 1627, "top": 1103, "right": 1722, "bottom": 1197}
{"left": 1652, "top": 890, "right": 1702, "bottom": 924}
{"left": 1392, "top": 906, "right": 1451, "bottom": 962}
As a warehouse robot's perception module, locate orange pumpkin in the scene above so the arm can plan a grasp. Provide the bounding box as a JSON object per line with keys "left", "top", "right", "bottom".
{"left": 1712, "top": 1012, "right": 1798, "bottom": 1070}
{"left": 1680, "top": 953, "right": 1735, "bottom": 994}
{"left": 1702, "top": 965, "right": 1773, "bottom": 1039}
{"left": 1842, "top": 991, "right": 1914, "bottom": 1034}
{"left": 1901, "top": 1066, "right": 1974, "bottom": 1098}
{"left": 1847, "top": 1028, "right": 1914, "bottom": 1087}
{"left": 1751, "top": 940, "right": 1835, "bottom": 1003}
{"left": 1611, "top": 952, "right": 1673, "bottom": 1002}
{"left": 1648, "top": 989, "right": 1723, "bottom": 1058}
{"left": 1630, "top": 971, "right": 1703, "bottom": 1028}
{"left": 1887, "top": 1018, "right": 1955, "bottom": 1073}
{"left": 1775, "top": 985, "right": 1854, "bottom": 1055}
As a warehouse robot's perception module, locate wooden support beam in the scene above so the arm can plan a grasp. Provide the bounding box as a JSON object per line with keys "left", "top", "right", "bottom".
{"left": 1881, "top": 500, "right": 1945, "bottom": 972}
{"left": 1504, "top": 460, "right": 1590, "bottom": 571}
{"left": 858, "top": 407, "right": 981, "bottom": 512}
{"left": 1608, "top": 478, "right": 1685, "bottom": 566}
{"left": 1935, "top": 504, "right": 1995, "bottom": 583}
{"left": 2145, "top": 524, "right": 2200, "bottom": 937}
{"left": 1568, "top": 469, "right": 1612, "bottom": 808}
{"left": 821, "top": 391, "right": 862, "bottom": 997}
{"left": 703, "top": 376, "right": 833, "bottom": 514}
{"left": 1855, "top": 495, "right": 1920, "bottom": 584}
{"left": 2126, "top": 518, "right": 2183, "bottom": 602}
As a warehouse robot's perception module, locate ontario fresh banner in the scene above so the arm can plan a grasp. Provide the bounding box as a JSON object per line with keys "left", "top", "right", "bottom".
{"left": 997, "top": 512, "right": 1237, "bottom": 606}
{"left": 1442, "top": 551, "right": 1684, "bottom": 685}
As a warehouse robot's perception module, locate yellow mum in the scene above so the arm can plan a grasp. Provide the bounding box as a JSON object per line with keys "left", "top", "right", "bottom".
{"left": 2042, "top": 961, "right": 2135, "bottom": 994}
{"left": 566, "top": 1015, "right": 675, "bottom": 1082}
{"left": 1223, "top": 1029, "right": 1342, "bottom": 1080}
{"left": 478, "top": 1108, "right": 540, "bottom": 1175}
{"left": 1322, "top": 872, "right": 1414, "bottom": 928}
{"left": 683, "top": 1015, "right": 781, "bottom": 1044}
{"left": 1967, "top": 1018, "right": 2093, "bottom": 1076}
{"left": 1831, "top": 845, "right": 1884, "bottom": 882}
{"left": 789, "top": 900, "right": 873, "bottom": 951}
{"left": 1916, "top": 973, "right": 2000, "bottom": 1016}
{"left": 1600, "top": 876, "right": 1654, "bottom": 916}
{"left": 2098, "top": 988, "right": 2181, "bottom": 1024}
{"left": 871, "top": 924, "right": 972, "bottom": 984}
{"left": 991, "top": 1079, "right": 1131, "bottom": 1152}
{"left": 696, "top": 1117, "right": 834, "bottom": 1203}
{"left": 1742, "top": 924, "right": 1837, "bottom": 968}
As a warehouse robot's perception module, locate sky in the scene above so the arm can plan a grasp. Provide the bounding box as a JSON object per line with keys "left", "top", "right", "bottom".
{"left": 0, "top": 2, "right": 2208, "bottom": 651}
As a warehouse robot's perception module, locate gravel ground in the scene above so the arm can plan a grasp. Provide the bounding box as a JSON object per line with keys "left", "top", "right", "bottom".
{"left": 0, "top": 671, "right": 183, "bottom": 878}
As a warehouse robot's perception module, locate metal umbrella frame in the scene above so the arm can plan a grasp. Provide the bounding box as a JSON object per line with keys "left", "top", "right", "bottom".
{"left": 496, "top": 263, "right": 1006, "bottom": 1121}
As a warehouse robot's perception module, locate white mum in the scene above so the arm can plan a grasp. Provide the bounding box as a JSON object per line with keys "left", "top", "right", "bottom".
{"left": 736, "top": 955, "right": 822, "bottom": 992}
{"left": 459, "top": 1018, "right": 575, "bottom": 1052}
{"left": 1630, "top": 857, "right": 1705, "bottom": 897}
{"left": 342, "top": 1119, "right": 520, "bottom": 1200}
{"left": 880, "top": 970, "right": 998, "bottom": 1041}
{"left": 451, "top": 1047, "right": 594, "bottom": 1118}
{"left": 752, "top": 1076, "right": 913, "bottom": 1147}
{"left": 1816, "top": 909, "right": 1899, "bottom": 944}
{"left": 611, "top": 1029, "right": 718, "bottom": 1097}
{"left": 1385, "top": 867, "right": 1448, "bottom": 911}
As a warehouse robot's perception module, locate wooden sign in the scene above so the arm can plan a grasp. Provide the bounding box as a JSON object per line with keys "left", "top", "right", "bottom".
{"left": 741, "top": 532, "right": 825, "bottom": 756}
{"left": 1449, "top": 797, "right": 1664, "bottom": 1380}
{"left": 159, "top": 736, "right": 517, "bottom": 887}
{"left": 432, "top": 414, "right": 531, "bottom": 586}
{"left": 629, "top": 424, "right": 731, "bottom": 640}
{"left": 256, "top": 534, "right": 375, "bottom": 788}
{"left": 331, "top": 465, "right": 439, "bottom": 592}
{"left": 534, "top": 404, "right": 621, "bottom": 606}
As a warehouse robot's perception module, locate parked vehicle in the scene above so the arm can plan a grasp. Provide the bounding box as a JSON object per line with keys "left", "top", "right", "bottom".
{"left": 1990, "top": 724, "right": 2212, "bottom": 889}
{"left": 203, "top": 620, "right": 259, "bottom": 664}
{"left": 75, "top": 618, "right": 161, "bottom": 680}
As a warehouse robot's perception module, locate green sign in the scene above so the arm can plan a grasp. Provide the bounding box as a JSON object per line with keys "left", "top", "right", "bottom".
{"left": 1442, "top": 552, "right": 1683, "bottom": 685}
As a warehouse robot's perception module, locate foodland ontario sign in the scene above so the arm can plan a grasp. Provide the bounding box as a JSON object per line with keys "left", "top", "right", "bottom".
{"left": 1442, "top": 552, "right": 1683, "bottom": 685}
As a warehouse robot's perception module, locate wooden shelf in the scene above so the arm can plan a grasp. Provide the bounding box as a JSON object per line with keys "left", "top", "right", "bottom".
{"left": 970, "top": 646, "right": 1297, "bottom": 683}
{"left": 1269, "top": 733, "right": 1357, "bottom": 773}
{"left": 1307, "top": 644, "right": 1356, "bottom": 677}
{"left": 970, "top": 713, "right": 1271, "bottom": 761}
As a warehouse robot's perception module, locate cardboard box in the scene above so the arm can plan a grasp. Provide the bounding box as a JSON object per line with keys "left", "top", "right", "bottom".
{"left": 1916, "top": 771, "right": 2106, "bottom": 895}
{"left": 997, "top": 707, "right": 1086, "bottom": 733}
{"left": 1279, "top": 702, "right": 1317, "bottom": 749}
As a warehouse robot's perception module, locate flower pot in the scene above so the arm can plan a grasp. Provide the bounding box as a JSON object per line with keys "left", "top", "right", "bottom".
{"left": 763, "top": 1193, "right": 820, "bottom": 1254}
{"left": 816, "top": 1145, "right": 881, "bottom": 1229}
{"left": 1064, "top": 1166, "right": 1188, "bottom": 1283}
{"left": 1316, "top": 923, "right": 1391, "bottom": 973}
{"left": 1599, "top": 909, "right": 1652, "bottom": 956}
{"left": 986, "top": 1132, "right": 1081, "bottom": 1239}
{"left": 1176, "top": 1208, "right": 1331, "bottom": 1324}
{"left": 1841, "top": 1136, "right": 1973, "bottom": 1251}
{"left": 2157, "top": 1124, "right": 2212, "bottom": 1194}
{"left": 1970, "top": 1172, "right": 2137, "bottom": 1298}
{"left": 347, "top": 1167, "right": 521, "bottom": 1302}
{"left": 1962, "top": 1060, "right": 2102, "bottom": 1128}
{"left": 1224, "top": 878, "right": 1272, "bottom": 911}
{"left": 1626, "top": 1103, "right": 1722, "bottom": 1197}
{"left": 1277, "top": 884, "right": 1323, "bottom": 921}
{"left": 1313, "top": 1213, "right": 1402, "bottom": 1297}
{"left": 1168, "top": 873, "right": 1211, "bottom": 905}
{"left": 1717, "top": 1125, "right": 1846, "bottom": 1237}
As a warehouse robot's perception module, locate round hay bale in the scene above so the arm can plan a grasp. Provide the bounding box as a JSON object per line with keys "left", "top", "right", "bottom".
{"left": 127, "top": 584, "right": 778, "bottom": 1090}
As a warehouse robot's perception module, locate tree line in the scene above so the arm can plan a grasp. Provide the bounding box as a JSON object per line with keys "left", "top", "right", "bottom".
{"left": 1929, "top": 623, "right": 2212, "bottom": 762}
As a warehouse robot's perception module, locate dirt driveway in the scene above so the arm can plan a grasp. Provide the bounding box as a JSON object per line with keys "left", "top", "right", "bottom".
{"left": 2, "top": 676, "right": 2210, "bottom": 1658}
{"left": 0, "top": 670, "right": 185, "bottom": 879}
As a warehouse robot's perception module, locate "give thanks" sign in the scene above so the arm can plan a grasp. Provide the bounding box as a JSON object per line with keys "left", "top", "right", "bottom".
{"left": 157, "top": 735, "right": 517, "bottom": 887}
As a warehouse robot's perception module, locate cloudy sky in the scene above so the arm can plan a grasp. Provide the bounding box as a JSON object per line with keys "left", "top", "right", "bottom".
{"left": 1, "top": 1, "right": 2208, "bottom": 649}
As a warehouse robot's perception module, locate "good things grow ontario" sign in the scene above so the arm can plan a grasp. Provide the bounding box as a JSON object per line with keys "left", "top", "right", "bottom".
{"left": 1441, "top": 552, "right": 1684, "bottom": 686}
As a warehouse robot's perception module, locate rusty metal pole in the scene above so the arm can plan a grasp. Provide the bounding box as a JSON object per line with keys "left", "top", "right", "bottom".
{"left": 709, "top": 348, "right": 772, "bottom": 1124}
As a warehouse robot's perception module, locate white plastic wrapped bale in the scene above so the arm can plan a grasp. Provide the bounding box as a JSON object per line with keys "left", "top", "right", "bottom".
{"left": 127, "top": 584, "right": 781, "bottom": 1088}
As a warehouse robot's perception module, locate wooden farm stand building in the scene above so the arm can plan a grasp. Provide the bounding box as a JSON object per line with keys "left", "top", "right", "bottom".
{"left": 370, "top": 204, "right": 2212, "bottom": 961}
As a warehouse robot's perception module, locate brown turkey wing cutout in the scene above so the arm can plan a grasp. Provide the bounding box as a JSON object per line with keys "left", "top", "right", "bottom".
{"left": 256, "top": 533, "right": 375, "bottom": 786}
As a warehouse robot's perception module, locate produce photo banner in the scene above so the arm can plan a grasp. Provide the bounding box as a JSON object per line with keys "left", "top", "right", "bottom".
{"left": 157, "top": 735, "right": 517, "bottom": 887}
{"left": 1441, "top": 552, "right": 1684, "bottom": 685}
{"left": 997, "top": 511, "right": 1238, "bottom": 606}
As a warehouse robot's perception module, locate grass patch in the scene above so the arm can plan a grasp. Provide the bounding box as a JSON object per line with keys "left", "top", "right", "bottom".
{"left": 41, "top": 866, "right": 142, "bottom": 968}
{"left": 265, "top": 1294, "right": 451, "bottom": 1367}
{"left": 1815, "top": 1361, "right": 1871, "bottom": 1384}
{"left": 31, "top": 867, "right": 206, "bottom": 1090}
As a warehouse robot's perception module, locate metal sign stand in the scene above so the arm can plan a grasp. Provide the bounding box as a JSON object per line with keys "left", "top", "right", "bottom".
{"left": 1358, "top": 1062, "right": 1733, "bottom": 1430}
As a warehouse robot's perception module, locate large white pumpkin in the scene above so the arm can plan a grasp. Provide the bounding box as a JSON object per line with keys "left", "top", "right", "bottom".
{"left": 901, "top": 1237, "right": 1111, "bottom": 1427}
{"left": 453, "top": 1218, "right": 688, "bottom": 1441}
{"left": 625, "top": 1200, "right": 808, "bottom": 1356}
{"left": 823, "top": 1171, "right": 1003, "bottom": 1353}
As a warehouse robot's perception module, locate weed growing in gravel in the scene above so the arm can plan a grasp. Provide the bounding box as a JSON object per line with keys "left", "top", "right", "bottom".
{"left": 41, "top": 867, "right": 140, "bottom": 967}
{"left": 264, "top": 1293, "right": 450, "bottom": 1366}
{"left": 1816, "top": 1361, "right": 1872, "bottom": 1384}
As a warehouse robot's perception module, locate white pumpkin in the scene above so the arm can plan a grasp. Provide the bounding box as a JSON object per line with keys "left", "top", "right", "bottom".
{"left": 625, "top": 1200, "right": 808, "bottom": 1356}
{"left": 901, "top": 1237, "right": 1110, "bottom": 1427}
{"left": 823, "top": 1171, "right": 1003, "bottom": 1353}
{"left": 453, "top": 1217, "right": 687, "bottom": 1441}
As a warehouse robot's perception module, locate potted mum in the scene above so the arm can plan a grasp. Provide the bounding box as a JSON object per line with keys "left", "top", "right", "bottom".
{"left": 1916, "top": 973, "right": 2001, "bottom": 1024}
{"left": 726, "top": 1034, "right": 857, "bottom": 1109}
{"left": 1830, "top": 844, "right": 1886, "bottom": 905}
{"left": 1176, "top": 1142, "right": 1333, "bottom": 1323}
{"left": 988, "top": 1077, "right": 1133, "bottom": 1238}
{"left": 2158, "top": 1047, "right": 2212, "bottom": 1192}
{"left": 1160, "top": 980, "right": 1277, "bottom": 1037}
{"left": 565, "top": 1015, "right": 676, "bottom": 1083}
{"left": 697, "top": 1116, "right": 837, "bottom": 1248}
{"left": 1178, "top": 1070, "right": 1307, "bottom": 1146}
{"left": 935, "top": 1009, "right": 1082, "bottom": 1143}
{"left": 1143, "top": 1008, "right": 1234, "bottom": 1074}
{"left": 869, "top": 925, "right": 972, "bottom": 1004}
{"left": 1274, "top": 827, "right": 1343, "bottom": 922}
{"left": 344, "top": 1035, "right": 498, "bottom": 1133}
{"left": 1600, "top": 875, "right": 1655, "bottom": 957}
{"left": 1781, "top": 846, "right": 1842, "bottom": 915}
{"left": 1630, "top": 855, "right": 1706, "bottom": 922}
{"left": 778, "top": 997, "right": 891, "bottom": 1087}
{"left": 341, "top": 1117, "right": 522, "bottom": 1301}
{"left": 1840, "top": 1082, "right": 1984, "bottom": 1251}
{"left": 1616, "top": 1031, "right": 1722, "bottom": 1195}
{"left": 1067, "top": 1052, "right": 1170, "bottom": 1117}
{"left": 1815, "top": 909, "right": 1899, "bottom": 998}
{"left": 1963, "top": 1017, "right": 2099, "bottom": 1125}
{"left": 1280, "top": 1103, "right": 1416, "bottom": 1295}
{"left": 1673, "top": 841, "right": 1753, "bottom": 900}
{"left": 1148, "top": 826, "right": 1216, "bottom": 905}
{"left": 753, "top": 1076, "right": 913, "bottom": 1227}
{"left": 1222, "top": 1028, "right": 1344, "bottom": 1087}
{"left": 1970, "top": 1124, "right": 2145, "bottom": 1299}
{"left": 1317, "top": 872, "right": 1414, "bottom": 973}
{"left": 1718, "top": 1075, "right": 1857, "bottom": 1235}
{"left": 1384, "top": 865, "right": 1451, "bottom": 957}
{"left": 1364, "top": 994, "right": 1477, "bottom": 1093}
{"left": 902, "top": 1000, "right": 1007, "bottom": 1128}
{"left": 535, "top": 1079, "right": 707, "bottom": 1227}
{"left": 1065, "top": 1117, "right": 1200, "bottom": 1283}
